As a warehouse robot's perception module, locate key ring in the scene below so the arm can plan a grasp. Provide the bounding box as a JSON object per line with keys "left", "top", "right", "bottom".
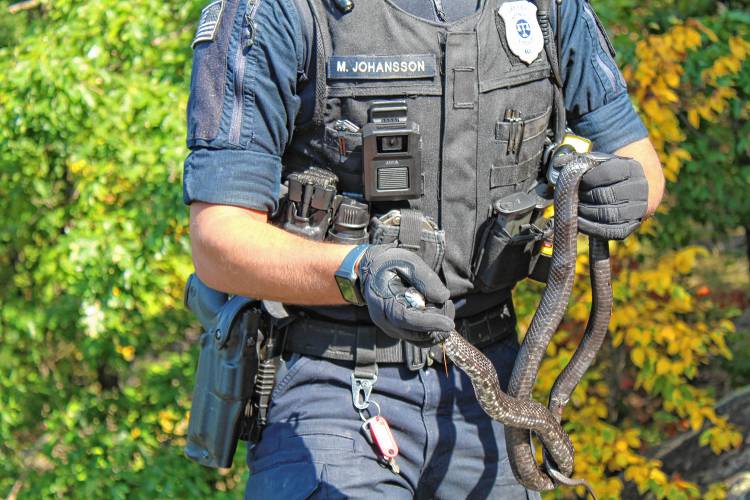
{"left": 359, "top": 400, "right": 381, "bottom": 422}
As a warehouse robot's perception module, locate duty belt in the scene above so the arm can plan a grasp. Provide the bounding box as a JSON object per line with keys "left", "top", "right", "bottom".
{"left": 282, "top": 302, "right": 516, "bottom": 371}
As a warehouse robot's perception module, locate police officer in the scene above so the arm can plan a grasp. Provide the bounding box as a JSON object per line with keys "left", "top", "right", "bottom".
{"left": 184, "top": 0, "right": 664, "bottom": 496}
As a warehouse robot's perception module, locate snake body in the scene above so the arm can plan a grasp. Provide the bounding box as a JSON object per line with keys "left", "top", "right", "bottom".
{"left": 442, "top": 155, "right": 613, "bottom": 493}
{"left": 442, "top": 333, "right": 575, "bottom": 475}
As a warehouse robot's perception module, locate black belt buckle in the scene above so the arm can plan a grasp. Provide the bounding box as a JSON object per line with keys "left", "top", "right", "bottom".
{"left": 461, "top": 317, "right": 492, "bottom": 347}
{"left": 403, "top": 341, "right": 428, "bottom": 371}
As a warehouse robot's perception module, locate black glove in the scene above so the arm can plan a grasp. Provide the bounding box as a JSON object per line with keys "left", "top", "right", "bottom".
{"left": 578, "top": 153, "right": 649, "bottom": 240}
{"left": 357, "top": 245, "right": 455, "bottom": 347}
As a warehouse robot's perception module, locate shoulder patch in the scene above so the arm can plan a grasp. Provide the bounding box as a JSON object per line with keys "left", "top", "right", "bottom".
{"left": 192, "top": 0, "right": 225, "bottom": 49}
{"left": 498, "top": 1, "right": 544, "bottom": 65}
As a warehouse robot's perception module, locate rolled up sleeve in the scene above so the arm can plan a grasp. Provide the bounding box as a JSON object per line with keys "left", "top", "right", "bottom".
{"left": 183, "top": 148, "right": 282, "bottom": 212}
{"left": 572, "top": 93, "right": 649, "bottom": 153}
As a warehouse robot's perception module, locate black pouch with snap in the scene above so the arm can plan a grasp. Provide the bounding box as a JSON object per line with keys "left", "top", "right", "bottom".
{"left": 369, "top": 209, "right": 445, "bottom": 273}
{"left": 472, "top": 191, "right": 548, "bottom": 293}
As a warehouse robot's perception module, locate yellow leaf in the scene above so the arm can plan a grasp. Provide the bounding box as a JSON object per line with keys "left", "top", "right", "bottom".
{"left": 674, "top": 247, "right": 701, "bottom": 273}
{"left": 690, "top": 412, "right": 704, "bottom": 432}
{"left": 662, "top": 88, "right": 679, "bottom": 103}
{"left": 687, "top": 109, "right": 700, "bottom": 128}
{"left": 673, "top": 148, "right": 692, "bottom": 161}
{"left": 701, "top": 26, "right": 719, "bottom": 43}
{"left": 631, "top": 347, "right": 645, "bottom": 367}
{"left": 649, "top": 468, "right": 668, "bottom": 484}
{"left": 116, "top": 345, "right": 135, "bottom": 362}
{"left": 656, "top": 358, "right": 671, "bottom": 375}
{"left": 685, "top": 28, "right": 702, "bottom": 48}
{"left": 665, "top": 72, "right": 680, "bottom": 88}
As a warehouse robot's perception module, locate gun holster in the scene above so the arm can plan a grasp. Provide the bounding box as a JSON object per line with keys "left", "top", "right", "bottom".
{"left": 183, "top": 274, "right": 261, "bottom": 468}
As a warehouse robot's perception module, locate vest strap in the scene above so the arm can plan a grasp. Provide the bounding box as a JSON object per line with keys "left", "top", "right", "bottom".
{"left": 305, "top": 0, "right": 331, "bottom": 126}
{"left": 353, "top": 326, "right": 378, "bottom": 380}
{"left": 398, "top": 209, "right": 423, "bottom": 251}
{"left": 351, "top": 325, "right": 378, "bottom": 411}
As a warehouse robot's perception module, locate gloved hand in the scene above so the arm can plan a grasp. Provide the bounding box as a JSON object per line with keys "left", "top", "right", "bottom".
{"left": 578, "top": 153, "right": 649, "bottom": 240}
{"left": 357, "top": 245, "right": 455, "bottom": 347}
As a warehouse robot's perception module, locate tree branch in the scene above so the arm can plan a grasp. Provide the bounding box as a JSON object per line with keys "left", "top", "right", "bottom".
{"left": 8, "top": 0, "right": 41, "bottom": 14}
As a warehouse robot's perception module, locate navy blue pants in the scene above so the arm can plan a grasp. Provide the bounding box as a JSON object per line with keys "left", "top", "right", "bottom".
{"left": 245, "top": 335, "right": 540, "bottom": 499}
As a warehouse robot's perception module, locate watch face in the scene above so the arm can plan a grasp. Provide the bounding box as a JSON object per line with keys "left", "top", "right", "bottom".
{"left": 335, "top": 244, "right": 368, "bottom": 306}
{"left": 335, "top": 275, "right": 359, "bottom": 305}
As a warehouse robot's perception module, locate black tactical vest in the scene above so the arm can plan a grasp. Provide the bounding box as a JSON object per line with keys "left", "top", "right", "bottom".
{"left": 283, "top": 0, "right": 562, "bottom": 298}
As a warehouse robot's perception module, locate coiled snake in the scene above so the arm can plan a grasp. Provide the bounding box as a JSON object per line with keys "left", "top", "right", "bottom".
{"left": 443, "top": 154, "right": 613, "bottom": 496}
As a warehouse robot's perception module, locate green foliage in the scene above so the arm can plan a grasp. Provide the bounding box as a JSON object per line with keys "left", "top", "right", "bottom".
{"left": 0, "top": 0, "right": 748, "bottom": 498}
{"left": 601, "top": 0, "right": 750, "bottom": 247}
{"left": 0, "top": 0, "right": 245, "bottom": 496}
{"left": 530, "top": 1, "right": 750, "bottom": 497}
{"left": 658, "top": 11, "right": 750, "bottom": 246}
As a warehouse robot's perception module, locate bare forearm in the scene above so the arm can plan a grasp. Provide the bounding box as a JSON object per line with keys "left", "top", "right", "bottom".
{"left": 615, "top": 137, "right": 665, "bottom": 216}
{"left": 189, "top": 202, "right": 354, "bottom": 305}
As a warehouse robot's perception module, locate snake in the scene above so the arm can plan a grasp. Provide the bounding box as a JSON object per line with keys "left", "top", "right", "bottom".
{"left": 440, "top": 154, "right": 613, "bottom": 495}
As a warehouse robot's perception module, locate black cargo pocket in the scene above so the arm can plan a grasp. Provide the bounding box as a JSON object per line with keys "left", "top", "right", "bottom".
{"left": 187, "top": 0, "right": 243, "bottom": 143}
{"left": 473, "top": 222, "right": 534, "bottom": 293}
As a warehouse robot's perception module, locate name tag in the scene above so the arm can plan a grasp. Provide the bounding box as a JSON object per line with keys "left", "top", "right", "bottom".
{"left": 328, "top": 55, "right": 437, "bottom": 80}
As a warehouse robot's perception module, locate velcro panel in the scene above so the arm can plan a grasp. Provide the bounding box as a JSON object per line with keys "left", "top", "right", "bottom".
{"left": 453, "top": 67, "right": 477, "bottom": 109}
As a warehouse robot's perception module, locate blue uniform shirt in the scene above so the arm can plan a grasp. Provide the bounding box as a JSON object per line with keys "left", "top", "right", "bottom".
{"left": 183, "top": 0, "right": 648, "bottom": 213}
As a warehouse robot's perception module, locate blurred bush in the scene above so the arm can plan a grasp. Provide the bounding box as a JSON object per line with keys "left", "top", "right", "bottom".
{"left": 0, "top": 0, "right": 245, "bottom": 497}
{"left": 526, "top": 2, "right": 750, "bottom": 498}
{"left": 0, "top": 0, "right": 748, "bottom": 498}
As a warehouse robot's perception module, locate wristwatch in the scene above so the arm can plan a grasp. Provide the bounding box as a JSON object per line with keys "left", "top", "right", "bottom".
{"left": 335, "top": 244, "right": 369, "bottom": 306}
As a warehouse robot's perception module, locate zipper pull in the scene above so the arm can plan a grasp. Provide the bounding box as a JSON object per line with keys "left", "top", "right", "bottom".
{"left": 243, "top": 0, "right": 260, "bottom": 50}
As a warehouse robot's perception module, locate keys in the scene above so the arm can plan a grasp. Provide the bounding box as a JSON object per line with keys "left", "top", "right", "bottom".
{"left": 361, "top": 415, "right": 401, "bottom": 475}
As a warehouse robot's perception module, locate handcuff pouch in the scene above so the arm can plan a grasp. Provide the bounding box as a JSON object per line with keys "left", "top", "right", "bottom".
{"left": 472, "top": 190, "right": 551, "bottom": 292}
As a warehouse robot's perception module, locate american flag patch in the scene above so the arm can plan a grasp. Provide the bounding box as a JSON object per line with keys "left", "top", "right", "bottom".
{"left": 192, "top": 0, "right": 224, "bottom": 48}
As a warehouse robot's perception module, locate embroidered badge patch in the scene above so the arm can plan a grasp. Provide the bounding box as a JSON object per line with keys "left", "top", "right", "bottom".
{"left": 498, "top": 1, "right": 544, "bottom": 65}
{"left": 328, "top": 55, "right": 437, "bottom": 80}
{"left": 192, "top": 0, "right": 224, "bottom": 49}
